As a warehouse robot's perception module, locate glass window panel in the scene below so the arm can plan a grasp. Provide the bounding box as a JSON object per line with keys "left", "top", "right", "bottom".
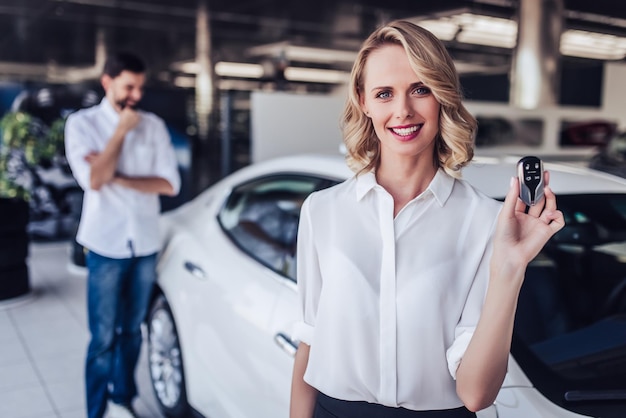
{"left": 218, "top": 174, "right": 336, "bottom": 280}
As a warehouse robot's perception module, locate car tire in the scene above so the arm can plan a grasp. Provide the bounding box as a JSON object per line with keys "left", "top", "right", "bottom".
{"left": 147, "top": 294, "right": 190, "bottom": 418}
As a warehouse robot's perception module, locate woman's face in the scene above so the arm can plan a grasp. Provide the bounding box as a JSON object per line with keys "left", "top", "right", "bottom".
{"left": 359, "top": 44, "right": 440, "bottom": 165}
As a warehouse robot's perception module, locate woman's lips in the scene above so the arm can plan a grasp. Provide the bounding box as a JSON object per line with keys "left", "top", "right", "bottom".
{"left": 389, "top": 124, "right": 422, "bottom": 140}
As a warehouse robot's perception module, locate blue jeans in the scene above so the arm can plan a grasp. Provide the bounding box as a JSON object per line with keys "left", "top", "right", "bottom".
{"left": 85, "top": 250, "right": 156, "bottom": 418}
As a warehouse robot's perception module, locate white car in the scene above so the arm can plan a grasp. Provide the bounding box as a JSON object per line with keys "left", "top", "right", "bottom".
{"left": 147, "top": 154, "right": 626, "bottom": 418}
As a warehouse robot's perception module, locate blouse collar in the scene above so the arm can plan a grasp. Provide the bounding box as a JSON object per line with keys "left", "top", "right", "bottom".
{"left": 355, "top": 168, "right": 455, "bottom": 207}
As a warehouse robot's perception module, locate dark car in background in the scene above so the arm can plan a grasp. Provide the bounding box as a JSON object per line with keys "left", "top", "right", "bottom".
{"left": 589, "top": 130, "right": 626, "bottom": 179}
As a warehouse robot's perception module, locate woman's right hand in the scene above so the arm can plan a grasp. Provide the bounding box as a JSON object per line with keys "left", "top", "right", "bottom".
{"left": 290, "top": 343, "right": 318, "bottom": 418}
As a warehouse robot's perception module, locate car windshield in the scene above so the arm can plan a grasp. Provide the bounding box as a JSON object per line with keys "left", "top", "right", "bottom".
{"left": 512, "top": 193, "right": 626, "bottom": 416}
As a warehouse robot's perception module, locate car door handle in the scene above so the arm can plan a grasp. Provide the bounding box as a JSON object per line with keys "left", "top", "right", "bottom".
{"left": 274, "top": 332, "right": 299, "bottom": 357}
{"left": 184, "top": 261, "right": 206, "bottom": 279}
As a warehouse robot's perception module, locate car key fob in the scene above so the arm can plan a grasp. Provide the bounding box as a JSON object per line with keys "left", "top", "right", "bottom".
{"left": 517, "top": 156, "right": 544, "bottom": 206}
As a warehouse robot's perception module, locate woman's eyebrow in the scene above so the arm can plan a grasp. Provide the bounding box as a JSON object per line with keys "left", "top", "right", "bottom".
{"left": 369, "top": 85, "right": 392, "bottom": 92}
{"left": 370, "top": 81, "right": 426, "bottom": 92}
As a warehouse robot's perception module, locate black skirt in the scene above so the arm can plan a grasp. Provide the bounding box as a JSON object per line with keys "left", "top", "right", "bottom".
{"left": 314, "top": 392, "right": 477, "bottom": 418}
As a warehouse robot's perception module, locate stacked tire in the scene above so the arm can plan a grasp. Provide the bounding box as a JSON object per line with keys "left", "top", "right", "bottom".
{"left": 0, "top": 198, "right": 30, "bottom": 301}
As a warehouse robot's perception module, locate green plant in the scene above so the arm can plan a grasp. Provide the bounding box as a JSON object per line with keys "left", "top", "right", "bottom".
{"left": 0, "top": 111, "right": 65, "bottom": 200}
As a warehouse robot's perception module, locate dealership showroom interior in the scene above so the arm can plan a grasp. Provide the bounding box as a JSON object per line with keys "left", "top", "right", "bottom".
{"left": 1, "top": 0, "right": 626, "bottom": 417}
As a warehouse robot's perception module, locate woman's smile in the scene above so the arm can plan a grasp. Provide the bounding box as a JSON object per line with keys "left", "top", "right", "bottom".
{"left": 389, "top": 123, "right": 423, "bottom": 140}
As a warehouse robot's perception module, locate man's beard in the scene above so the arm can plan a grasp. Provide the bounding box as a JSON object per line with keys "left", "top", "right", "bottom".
{"left": 115, "top": 98, "right": 138, "bottom": 110}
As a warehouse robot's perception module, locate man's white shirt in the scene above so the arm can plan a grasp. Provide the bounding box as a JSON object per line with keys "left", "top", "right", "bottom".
{"left": 65, "top": 98, "right": 180, "bottom": 258}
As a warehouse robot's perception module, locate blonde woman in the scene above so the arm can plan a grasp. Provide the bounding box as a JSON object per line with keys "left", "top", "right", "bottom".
{"left": 290, "top": 20, "right": 564, "bottom": 418}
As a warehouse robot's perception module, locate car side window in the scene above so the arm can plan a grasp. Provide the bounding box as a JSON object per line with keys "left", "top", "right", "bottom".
{"left": 511, "top": 193, "right": 626, "bottom": 415}
{"left": 218, "top": 175, "right": 334, "bottom": 281}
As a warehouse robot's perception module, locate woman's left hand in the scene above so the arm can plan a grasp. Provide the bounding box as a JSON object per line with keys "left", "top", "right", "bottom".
{"left": 457, "top": 172, "right": 564, "bottom": 409}
{"left": 491, "top": 171, "right": 565, "bottom": 276}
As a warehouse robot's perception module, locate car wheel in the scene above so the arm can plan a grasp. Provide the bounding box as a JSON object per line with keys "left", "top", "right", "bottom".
{"left": 147, "top": 294, "right": 190, "bottom": 418}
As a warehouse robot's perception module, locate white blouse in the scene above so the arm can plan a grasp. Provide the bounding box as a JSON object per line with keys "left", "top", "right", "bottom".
{"left": 294, "top": 169, "right": 502, "bottom": 411}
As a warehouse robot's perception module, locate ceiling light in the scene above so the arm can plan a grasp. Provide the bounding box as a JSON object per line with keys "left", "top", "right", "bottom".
{"left": 414, "top": 13, "right": 517, "bottom": 49}
{"left": 214, "top": 62, "right": 264, "bottom": 78}
{"left": 285, "top": 46, "right": 358, "bottom": 64}
{"left": 415, "top": 19, "right": 459, "bottom": 41}
{"left": 173, "top": 75, "right": 196, "bottom": 88}
{"left": 560, "top": 30, "right": 626, "bottom": 60}
{"left": 412, "top": 13, "right": 626, "bottom": 60}
{"left": 172, "top": 60, "right": 265, "bottom": 79}
{"left": 283, "top": 67, "right": 350, "bottom": 84}
{"left": 171, "top": 61, "right": 200, "bottom": 73}
{"left": 173, "top": 59, "right": 349, "bottom": 84}
{"left": 248, "top": 42, "right": 358, "bottom": 64}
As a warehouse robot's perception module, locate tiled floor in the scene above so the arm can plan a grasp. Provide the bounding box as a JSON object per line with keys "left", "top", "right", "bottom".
{"left": 0, "top": 241, "right": 165, "bottom": 418}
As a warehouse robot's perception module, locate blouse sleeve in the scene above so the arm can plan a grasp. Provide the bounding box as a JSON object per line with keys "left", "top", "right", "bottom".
{"left": 445, "top": 218, "right": 497, "bottom": 379}
{"left": 292, "top": 194, "right": 323, "bottom": 346}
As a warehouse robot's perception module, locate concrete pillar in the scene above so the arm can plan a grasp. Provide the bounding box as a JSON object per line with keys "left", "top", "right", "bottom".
{"left": 195, "top": 0, "right": 213, "bottom": 142}
{"left": 192, "top": 0, "right": 218, "bottom": 193}
{"left": 510, "top": 0, "right": 564, "bottom": 109}
{"left": 602, "top": 62, "right": 626, "bottom": 129}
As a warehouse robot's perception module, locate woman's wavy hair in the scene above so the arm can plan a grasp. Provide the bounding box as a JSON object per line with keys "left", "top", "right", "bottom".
{"left": 341, "top": 20, "right": 476, "bottom": 177}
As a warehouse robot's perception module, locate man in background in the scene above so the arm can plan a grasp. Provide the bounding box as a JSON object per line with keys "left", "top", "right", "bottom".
{"left": 65, "top": 52, "right": 180, "bottom": 418}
